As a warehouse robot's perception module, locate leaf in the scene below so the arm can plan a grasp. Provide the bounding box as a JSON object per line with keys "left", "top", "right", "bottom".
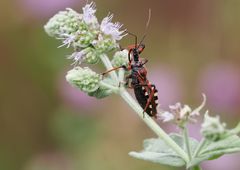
{"left": 129, "top": 133, "right": 199, "bottom": 167}
{"left": 129, "top": 151, "right": 185, "bottom": 167}
{"left": 188, "top": 135, "right": 240, "bottom": 168}
{"left": 201, "top": 135, "right": 240, "bottom": 156}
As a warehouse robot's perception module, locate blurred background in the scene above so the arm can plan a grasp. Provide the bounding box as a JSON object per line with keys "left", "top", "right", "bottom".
{"left": 1, "top": 0, "right": 240, "bottom": 170}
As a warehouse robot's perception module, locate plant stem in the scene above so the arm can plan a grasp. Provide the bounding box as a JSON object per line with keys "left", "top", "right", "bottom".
{"left": 193, "top": 139, "right": 207, "bottom": 158}
{"left": 99, "top": 81, "right": 119, "bottom": 92}
{"left": 118, "top": 68, "right": 125, "bottom": 82}
{"left": 100, "top": 54, "right": 118, "bottom": 82}
{"left": 120, "top": 89, "right": 189, "bottom": 162}
{"left": 100, "top": 53, "right": 189, "bottom": 163}
{"left": 183, "top": 127, "right": 192, "bottom": 161}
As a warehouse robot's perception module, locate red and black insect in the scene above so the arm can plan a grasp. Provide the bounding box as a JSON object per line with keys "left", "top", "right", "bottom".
{"left": 103, "top": 9, "right": 159, "bottom": 118}
{"left": 103, "top": 32, "right": 159, "bottom": 118}
{"left": 127, "top": 33, "right": 159, "bottom": 118}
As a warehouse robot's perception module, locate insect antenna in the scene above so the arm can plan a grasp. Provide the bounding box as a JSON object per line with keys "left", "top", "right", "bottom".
{"left": 138, "top": 8, "right": 151, "bottom": 48}
{"left": 124, "top": 30, "right": 138, "bottom": 48}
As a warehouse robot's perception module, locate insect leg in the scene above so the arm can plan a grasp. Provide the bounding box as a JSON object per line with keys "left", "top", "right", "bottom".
{"left": 101, "top": 65, "right": 127, "bottom": 76}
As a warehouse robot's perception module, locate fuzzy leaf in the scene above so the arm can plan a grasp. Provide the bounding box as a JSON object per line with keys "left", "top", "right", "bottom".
{"left": 129, "top": 133, "right": 198, "bottom": 167}
{"left": 188, "top": 135, "right": 240, "bottom": 168}
{"left": 129, "top": 151, "right": 185, "bottom": 167}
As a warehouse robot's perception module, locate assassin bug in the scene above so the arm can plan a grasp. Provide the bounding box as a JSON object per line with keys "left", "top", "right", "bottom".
{"left": 103, "top": 10, "right": 159, "bottom": 118}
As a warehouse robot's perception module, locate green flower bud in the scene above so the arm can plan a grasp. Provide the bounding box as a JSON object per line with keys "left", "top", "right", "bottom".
{"left": 201, "top": 112, "right": 227, "bottom": 141}
{"left": 44, "top": 8, "right": 82, "bottom": 38}
{"left": 66, "top": 67, "right": 100, "bottom": 93}
{"left": 88, "top": 77, "right": 115, "bottom": 98}
{"left": 73, "top": 29, "right": 98, "bottom": 48}
{"left": 94, "top": 35, "right": 119, "bottom": 53}
{"left": 88, "top": 87, "right": 112, "bottom": 99}
{"left": 111, "top": 50, "right": 129, "bottom": 67}
{"left": 68, "top": 47, "right": 100, "bottom": 65}
{"left": 83, "top": 47, "right": 100, "bottom": 64}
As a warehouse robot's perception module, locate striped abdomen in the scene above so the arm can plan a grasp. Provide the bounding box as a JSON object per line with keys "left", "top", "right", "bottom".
{"left": 133, "top": 85, "right": 159, "bottom": 117}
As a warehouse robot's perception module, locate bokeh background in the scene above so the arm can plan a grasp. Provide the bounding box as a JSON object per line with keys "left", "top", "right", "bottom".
{"left": 1, "top": 0, "right": 240, "bottom": 170}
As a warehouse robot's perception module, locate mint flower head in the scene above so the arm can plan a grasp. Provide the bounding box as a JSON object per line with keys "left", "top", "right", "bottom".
{"left": 72, "top": 2, "right": 99, "bottom": 48}
{"left": 44, "top": 2, "right": 127, "bottom": 65}
{"left": 201, "top": 112, "right": 227, "bottom": 141}
{"left": 100, "top": 14, "right": 126, "bottom": 41}
{"left": 111, "top": 50, "right": 129, "bottom": 67}
{"left": 72, "top": 29, "right": 98, "bottom": 48}
{"left": 160, "top": 94, "right": 206, "bottom": 128}
{"left": 93, "top": 34, "right": 119, "bottom": 53}
{"left": 68, "top": 47, "right": 99, "bottom": 65}
{"left": 44, "top": 8, "right": 81, "bottom": 38}
{"left": 82, "top": 2, "right": 98, "bottom": 27}
{"left": 66, "top": 67, "right": 100, "bottom": 93}
{"left": 91, "top": 14, "right": 127, "bottom": 53}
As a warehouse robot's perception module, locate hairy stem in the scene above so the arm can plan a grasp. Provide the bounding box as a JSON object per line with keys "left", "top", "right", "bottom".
{"left": 193, "top": 139, "right": 207, "bottom": 158}
{"left": 100, "top": 53, "right": 189, "bottom": 163}
{"left": 183, "top": 127, "right": 192, "bottom": 161}
{"left": 100, "top": 54, "right": 119, "bottom": 82}
{"left": 99, "top": 81, "right": 119, "bottom": 93}
{"left": 120, "top": 89, "right": 189, "bottom": 162}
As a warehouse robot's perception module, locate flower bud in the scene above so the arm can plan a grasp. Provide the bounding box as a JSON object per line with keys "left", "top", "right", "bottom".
{"left": 111, "top": 50, "right": 129, "bottom": 67}
{"left": 83, "top": 47, "right": 100, "bottom": 64}
{"left": 66, "top": 67, "right": 100, "bottom": 93}
{"left": 201, "top": 112, "right": 227, "bottom": 141}
{"left": 88, "top": 77, "right": 115, "bottom": 98}
{"left": 72, "top": 29, "right": 98, "bottom": 48}
{"left": 93, "top": 35, "right": 119, "bottom": 53}
{"left": 88, "top": 87, "right": 112, "bottom": 99}
{"left": 68, "top": 47, "right": 100, "bottom": 65}
{"left": 44, "top": 8, "right": 82, "bottom": 38}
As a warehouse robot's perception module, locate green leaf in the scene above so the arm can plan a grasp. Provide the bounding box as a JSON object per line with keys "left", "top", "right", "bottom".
{"left": 201, "top": 135, "right": 240, "bottom": 155}
{"left": 129, "top": 151, "right": 185, "bottom": 167}
{"left": 129, "top": 133, "right": 199, "bottom": 167}
{"left": 188, "top": 135, "right": 240, "bottom": 168}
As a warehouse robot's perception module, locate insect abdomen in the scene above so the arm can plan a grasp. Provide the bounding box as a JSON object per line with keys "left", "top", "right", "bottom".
{"left": 133, "top": 85, "right": 158, "bottom": 117}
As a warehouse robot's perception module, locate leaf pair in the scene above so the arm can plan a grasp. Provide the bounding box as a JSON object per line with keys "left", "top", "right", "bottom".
{"left": 129, "top": 133, "right": 240, "bottom": 168}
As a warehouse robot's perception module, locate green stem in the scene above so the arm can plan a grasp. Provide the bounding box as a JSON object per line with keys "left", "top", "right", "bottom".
{"left": 193, "top": 139, "right": 207, "bottom": 158}
{"left": 183, "top": 127, "right": 192, "bottom": 161}
{"left": 99, "top": 81, "right": 119, "bottom": 93}
{"left": 100, "top": 54, "right": 119, "bottom": 82}
{"left": 120, "top": 89, "right": 189, "bottom": 163}
{"left": 99, "top": 53, "right": 189, "bottom": 163}
{"left": 118, "top": 68, "right": 125, "bottom": 82}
